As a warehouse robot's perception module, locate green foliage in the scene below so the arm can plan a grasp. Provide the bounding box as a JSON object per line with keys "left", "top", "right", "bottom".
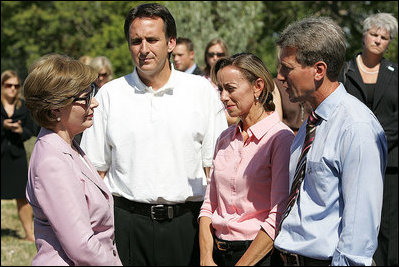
{"left": 165, "top": 1, "right": 264, "bottom": 68}
{"left": 1, "top": 1, "right": 398, "bottom": 81}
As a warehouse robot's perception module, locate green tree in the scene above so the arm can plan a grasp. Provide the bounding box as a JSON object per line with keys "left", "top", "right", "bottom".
{"left": 1, "top": 1, "right": 138, "bottom": 80}
{"left": 165, "top": 1, "right": 264, "bottom": 68}
{"left": 1, "top": 1, "right": 397, "bottom": 81}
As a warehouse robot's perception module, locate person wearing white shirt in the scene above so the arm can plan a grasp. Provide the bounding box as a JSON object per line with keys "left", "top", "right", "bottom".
{"left": 80, "top": 3, "right": 227, "bottom": 266}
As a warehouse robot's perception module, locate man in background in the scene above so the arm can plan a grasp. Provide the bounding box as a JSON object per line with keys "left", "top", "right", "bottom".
{"left": 172, "top": 37, "right": 203, "bottom": 75}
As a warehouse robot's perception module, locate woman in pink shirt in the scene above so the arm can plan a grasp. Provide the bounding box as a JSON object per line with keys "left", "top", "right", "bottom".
{"left": 199, "top": 53, "right": 294, "bottom": 266}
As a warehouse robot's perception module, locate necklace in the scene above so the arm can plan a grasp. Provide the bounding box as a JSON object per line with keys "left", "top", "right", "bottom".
{"left": 357, "top": 55, "right": 379, "bottom": 74}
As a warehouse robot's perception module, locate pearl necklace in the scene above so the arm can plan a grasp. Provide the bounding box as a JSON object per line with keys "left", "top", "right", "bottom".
{"left": 357, "top": 55, "right": 379, "bottom": 74}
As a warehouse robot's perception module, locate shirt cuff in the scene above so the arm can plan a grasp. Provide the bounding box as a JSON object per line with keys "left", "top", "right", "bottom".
{"left": 331, "top": 248, "right": 373, "bottom": 266}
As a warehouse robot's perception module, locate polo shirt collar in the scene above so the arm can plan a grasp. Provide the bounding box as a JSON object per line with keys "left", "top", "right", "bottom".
{"left": 132, "top": 65, "right": 176, "bottom": 95}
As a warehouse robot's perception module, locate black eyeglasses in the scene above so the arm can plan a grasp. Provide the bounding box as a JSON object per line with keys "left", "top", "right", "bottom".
{"left": 4, "top": 83, "right": 20, "bottom": 89}
{"left": 73, "top": 83, "right": 96, "bottom": 110}
{"left": 207, "top": 52, "right": 225, "bottom": 58}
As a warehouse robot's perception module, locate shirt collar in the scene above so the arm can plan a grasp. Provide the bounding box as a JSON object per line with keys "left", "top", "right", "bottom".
{"left": 314, "top": 83, "right": 346, "bottom": 121}
{"left": 185, "top": 63, "right": 197, "bottom": 74}
{"left": 232, "top": 111, "right": 281, "bottom": 141}
{"left": 132, "top": 65, "right": 176, "bottom": 95}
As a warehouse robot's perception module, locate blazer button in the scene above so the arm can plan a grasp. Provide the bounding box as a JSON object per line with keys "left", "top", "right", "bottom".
{"left": 113, "top": 250, "right": 117, "bottom": 256}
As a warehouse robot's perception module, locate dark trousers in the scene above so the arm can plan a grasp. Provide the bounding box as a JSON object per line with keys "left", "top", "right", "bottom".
{"left": 374, "top": 167, "right": 398, "bottom": 266}
{"left": 114, "top": 200, "right": 201, "bottom": 266}
{"left": 213, "top": 241, "right": 282, "bottom": 266}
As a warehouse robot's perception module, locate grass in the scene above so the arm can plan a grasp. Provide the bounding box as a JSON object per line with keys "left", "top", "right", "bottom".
{"left": 1, "top": 136, "right": 37, "bottom": 266}
{"left": 1, "top": 200, "right": 36, "bottom": 266}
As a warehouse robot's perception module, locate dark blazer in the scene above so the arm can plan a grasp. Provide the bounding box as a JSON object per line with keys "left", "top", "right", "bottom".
{"left": 339, "top": 54, "right": 398, "bottom": 167}
{"left": 192, "top": 65, "right": 204, "bottom": 76}
{"left": 1, "top": 99, "right": 35, "bottom": 157}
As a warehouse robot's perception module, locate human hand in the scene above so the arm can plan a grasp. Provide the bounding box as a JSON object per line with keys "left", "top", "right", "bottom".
{"left": 3, "top": 119, "right": 23, "bottom": 134}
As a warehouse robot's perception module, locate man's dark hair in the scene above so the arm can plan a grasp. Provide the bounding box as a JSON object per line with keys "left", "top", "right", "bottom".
{"left": 176, "top": 37, "right": 194, "bottom": 52}
{"left": 124, "top": 3, "right": 177, "bottom": 44}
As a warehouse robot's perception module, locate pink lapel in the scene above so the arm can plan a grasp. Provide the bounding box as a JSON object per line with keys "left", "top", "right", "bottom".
{"left": 37, "top": 128, "right": 111, "bottom": 197}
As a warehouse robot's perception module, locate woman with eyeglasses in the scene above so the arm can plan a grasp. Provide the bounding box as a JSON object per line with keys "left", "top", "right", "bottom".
{"left": 1, "top": 70, "right": 36, "bottom": 242}
{"left": 90, "top": 56, "right": 113, "bottom": 91}
{"left": 23, "top": 54, "right": 122, "bottom": 266}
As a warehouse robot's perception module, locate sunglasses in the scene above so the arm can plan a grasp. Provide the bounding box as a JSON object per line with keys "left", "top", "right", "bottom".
{"left": 207, "top": 52, "right": 225, "bottom": 58}
{"left": 72, "top": 83, "right": 96, "bottom": 110}
{"left": 4, "top": 83, "right": 20, "bottom": 89}
{"left": 98, "top": 72, "right": 109, "bottom": 78}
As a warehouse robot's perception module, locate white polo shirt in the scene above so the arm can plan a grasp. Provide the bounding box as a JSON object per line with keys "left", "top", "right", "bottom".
{"left": 80, "top": 66, "right": 227, "bottom": 204}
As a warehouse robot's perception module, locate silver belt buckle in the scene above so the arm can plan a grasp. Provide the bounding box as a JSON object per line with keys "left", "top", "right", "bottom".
{"left": 150, "top": 205, "right": 174, "bottom": 220}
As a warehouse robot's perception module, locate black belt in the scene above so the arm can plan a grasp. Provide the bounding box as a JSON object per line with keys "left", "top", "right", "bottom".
{"left": 214, "top": 238, "right": 252, "bottom": 252}
{"left": 279, "top": 251, "right": 330, "bottom": 266}
{"left": 113, "top": 196, "right": 202, "bottom": 221}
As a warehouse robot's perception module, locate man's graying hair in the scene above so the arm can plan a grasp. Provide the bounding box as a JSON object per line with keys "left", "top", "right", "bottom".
{"left": 277, "top": 17, "right": 346, "bottom": 81}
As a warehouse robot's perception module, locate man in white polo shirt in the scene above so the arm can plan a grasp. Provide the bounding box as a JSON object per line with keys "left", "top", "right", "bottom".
{"left": 80, "top": 3, "right": 227, "bottom": 266}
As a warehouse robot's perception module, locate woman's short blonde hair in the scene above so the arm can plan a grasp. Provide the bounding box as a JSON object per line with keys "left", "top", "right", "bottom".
{"left": 1, "top": 70, "right": 22, "bottom": 109}
{"left": 90, "top": 56, "right": 113, "bottom": 80}
{"left": 23, "top": 54, "right": 98, "bottom": 128}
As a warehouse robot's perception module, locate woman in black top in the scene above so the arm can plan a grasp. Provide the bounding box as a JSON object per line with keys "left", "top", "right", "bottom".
{"left": 1, "top": 70, "right": 36, "bottom": 242}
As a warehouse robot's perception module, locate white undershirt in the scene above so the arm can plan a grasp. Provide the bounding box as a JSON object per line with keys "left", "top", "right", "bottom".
{"left": 81, "top": 67, "right": 227, "bottom": 204}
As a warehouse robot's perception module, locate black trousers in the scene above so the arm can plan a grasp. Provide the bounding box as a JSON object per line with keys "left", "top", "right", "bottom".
{"left": 374, "top": 167, "right": 398, "bottom": 266}
{"left": 114, "top": 200, "right": 201, "bottom": 266}
{"left": 213, "top": 242, "right": 282, "bottom": 266}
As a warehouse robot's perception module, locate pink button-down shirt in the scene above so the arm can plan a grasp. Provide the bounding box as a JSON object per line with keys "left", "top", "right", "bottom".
{"left": 199, "top": 112, "right": 294, "bottom": 241}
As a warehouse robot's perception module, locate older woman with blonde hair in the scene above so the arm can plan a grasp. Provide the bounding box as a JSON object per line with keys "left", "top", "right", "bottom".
{"left": 1, "top": 70, "right": 36, "bottom": 242}
{"left": 23, "top": 54, "right": 122, "bottom": 266}
{"left": 90, "top": 56, "right": 113, "bottom": 90}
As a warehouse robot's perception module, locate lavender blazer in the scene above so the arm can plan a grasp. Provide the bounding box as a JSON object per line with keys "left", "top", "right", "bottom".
{"left": 26, "top": 128, "right": 122, "bottom": 266}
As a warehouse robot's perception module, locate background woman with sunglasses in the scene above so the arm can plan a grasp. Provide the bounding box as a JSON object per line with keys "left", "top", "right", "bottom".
{"left": 203, "top": 38, "right": 229, "bottom": 84}
{"left": 23, "top": 54, "right": 122, "bottom": 265}
{"left": 1, "top": 70, "right": 36, "bottom": 242}
{"left": 202, "top": 38, "right": 240, "bottom": 126}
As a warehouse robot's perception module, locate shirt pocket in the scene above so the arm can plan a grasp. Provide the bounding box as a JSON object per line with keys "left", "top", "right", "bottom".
{"left": 304, "top": 161, "right": 337, "bottom": 206}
